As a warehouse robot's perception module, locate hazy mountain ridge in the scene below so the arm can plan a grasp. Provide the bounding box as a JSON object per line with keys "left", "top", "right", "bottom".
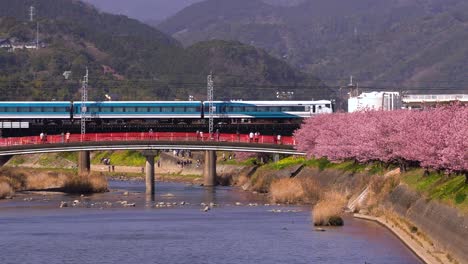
{"left": 0, "top": 0, "right": 327, "bottom": 101}
{"left": 159, "top": 0, "right": 468, "bottom": 91}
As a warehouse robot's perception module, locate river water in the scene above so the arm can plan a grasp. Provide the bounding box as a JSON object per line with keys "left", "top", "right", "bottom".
{"left": 0, "top": 181, "right": 422, "bottom": 264}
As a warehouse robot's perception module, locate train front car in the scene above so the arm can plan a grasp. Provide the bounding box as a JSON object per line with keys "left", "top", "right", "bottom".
{"left": 204, "top": 100, "right": 333, "bottom": 124}
{"left": 73, "top": 101, "right": 203, "bottom": 125}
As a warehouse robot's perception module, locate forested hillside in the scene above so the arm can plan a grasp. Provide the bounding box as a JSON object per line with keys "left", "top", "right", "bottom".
{"left": 0, "top": 0, "right": 327, "bottom": 101}
{"left": 159, "top": 0, "right": 468, "bottom": 92}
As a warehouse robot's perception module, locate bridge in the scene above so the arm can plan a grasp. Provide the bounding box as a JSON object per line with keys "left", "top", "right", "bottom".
{"left": 0, "top": 132, "right": 304, "bottom": 197}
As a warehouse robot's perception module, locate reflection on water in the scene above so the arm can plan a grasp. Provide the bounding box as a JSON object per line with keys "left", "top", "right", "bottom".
{"left": 0, "top": 181, "right": 422, "bottom": 264}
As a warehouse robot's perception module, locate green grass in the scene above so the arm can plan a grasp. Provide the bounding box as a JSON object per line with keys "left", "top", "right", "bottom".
{"left": 92, "top": 151, "right": 147, "bottom": 167}
{"left": 57, "top": 152, "right": 78, "bottom": 163}
{"left": 266, "top": 156, "right": 307, "bottom": 170}
{"left": 219, "top": 157, "right": 259, "bottom": 166}
{"left": 7, "top": 156, "right": 26, "bottom": 166}
{"left": 401, "top": 169, "right": 468, "bottom": 212}
{"left": 37, "top": 155, "right": 59, "bottom": 167}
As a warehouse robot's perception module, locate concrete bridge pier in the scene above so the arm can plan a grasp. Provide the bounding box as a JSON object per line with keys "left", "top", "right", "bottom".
{"left": 78, "top": 151, "right": 91, "bottom": 175}
{"left": 273, "top": 153, "right": 280, "bottom": 163}
{"left": 204, "top": 150, "right": 217, "bottom": 187}
{"left": 143, "top": 150, "right": 158, "bottom": 198}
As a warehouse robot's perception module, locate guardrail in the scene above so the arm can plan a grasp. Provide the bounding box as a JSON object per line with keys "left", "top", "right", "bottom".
{"left": 0, "top": 132, "right": 296, "bottom": 147}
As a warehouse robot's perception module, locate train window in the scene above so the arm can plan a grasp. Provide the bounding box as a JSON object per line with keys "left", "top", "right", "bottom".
{"left": 257, "top": 106, "right": 269, "bottom": 112}
{"left": 149, "top": 107, "right": 160, "bottom": 112}
{"left": 137, "top": 107, "right": 148, "bottom": 112}
{"left": 281, "top": 106, "right": 292, "bottom": 111}
{"left": 186, "top": 107, "right": 197, "bottom": 112}
{"left": 326, "top": 104, "right": 331, "bottom": 108}
{"left": 31, "top": 107, "right": 41, "bottom": 112}
{"left": 18, "top": 107, "right": 30, "bottom": 112}
{"left": 89, "top": 107, "right": 99, "bottom": 113}
{"left": 173, "top": 107, "right": 184, "bottom": 112}
{"left": 161, "top": 107, "right": 172, "bottom": 112}
{"left": 125, "top": 107, "right": 135, "bottom": 112}
{"left": 232, "top": 106, "right": 244, "bottom": 112}
{"left": 101, "top": 107, "right": 112, "bottom": 112}
{"left": 291, "top": 106, "right": 305, "bottom": 111}
{"left": 114, "top": 107, "right": 124, "bottom": 112}
{"left": 0, "top": 107, "right": 5, "bottom": 112}
{"left": 269, "top": 106, "right": 281, "bottom": 112}
{"left": 245, "top": 106, "right": 256, "bottom": 112}
{"left": 43, "top": 107, "right": 54, "bottom": 112}
{"left": 55, "top": 107, "right": 67, "bottom": 112}
{"left": 6, "top": 107, "right": 17, "bottom": 112}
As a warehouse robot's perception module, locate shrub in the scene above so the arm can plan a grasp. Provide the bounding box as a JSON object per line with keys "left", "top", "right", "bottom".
{"left": 0, "top": 181, "right": 13, "bottom": 199}
{"left": 269, "top": 178, "right": 304, "bottom": 203}
{"left": 63, "top": 173, "right": 108, "bottom": 194}
{"left": 312, "top": 191, "right": 347, "bottom": 226}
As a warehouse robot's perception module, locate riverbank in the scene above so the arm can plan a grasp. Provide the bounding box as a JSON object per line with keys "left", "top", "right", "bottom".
{"left": 234, "top": 157, "right": 466, "bottom": 264}
{"left": 3, "top": 152, "right": 466, "bottom": 263}
{"left": 354, "top": 214, "right": 452, "bottom": 264}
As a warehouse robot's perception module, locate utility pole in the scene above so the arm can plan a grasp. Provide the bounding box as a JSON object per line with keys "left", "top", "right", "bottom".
{"left": 81, "top": 68, "right": 89, "bottom": 140}
{"left": 36, "top": 22, "right": 39, "bottom": 49}
{"left": 207, "top": 72, "right": 214, "bottom": 139}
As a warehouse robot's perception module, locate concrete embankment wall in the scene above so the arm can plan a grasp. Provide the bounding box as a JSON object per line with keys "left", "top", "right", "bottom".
{"left": 385, "top": 185, "right": 468, "bottom": 263}
{"left": 296, "top": 167, "right": 371, "bottom": 196}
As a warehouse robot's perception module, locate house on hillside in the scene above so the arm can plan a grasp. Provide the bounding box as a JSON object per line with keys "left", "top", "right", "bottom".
{"left": 0, "top": 38, "right": 12, "bottom": 52}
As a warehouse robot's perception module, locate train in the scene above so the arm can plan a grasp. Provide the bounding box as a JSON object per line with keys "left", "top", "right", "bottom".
{"left": 0, "top": 100, "right": 333, "bottom": 125}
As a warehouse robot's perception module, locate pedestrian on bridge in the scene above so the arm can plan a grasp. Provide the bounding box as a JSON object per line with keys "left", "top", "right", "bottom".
{"left": 249, "top": 132, "right": 254, "bottom": 143}
{"left": 65, "top": 132, "right": 70, "bottom": 143}
{"left": 60, "top": 132, "right": 65, "bottom": 143}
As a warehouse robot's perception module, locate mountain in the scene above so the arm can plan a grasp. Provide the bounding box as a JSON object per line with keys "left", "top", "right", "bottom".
{"left": 158, "top": 0, "right": 468, "bottom": 92}
{"left": 0, "top": 0, "right": 327, "bottom": 101}
{"left": 82, "top": 0, "right": 203, "bottom": 22}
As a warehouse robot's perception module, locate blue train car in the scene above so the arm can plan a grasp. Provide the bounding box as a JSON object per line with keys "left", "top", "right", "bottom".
{"left": 0, "top": 101, "right": 71, "bottom": 120}
{"left": 73, "top": 101, "right": 203, "bottom": 123}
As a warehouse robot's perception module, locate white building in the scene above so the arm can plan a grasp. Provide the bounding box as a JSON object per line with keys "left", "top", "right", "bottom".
{"left": 348, "top": 91, "right": 401, "bottom": 112}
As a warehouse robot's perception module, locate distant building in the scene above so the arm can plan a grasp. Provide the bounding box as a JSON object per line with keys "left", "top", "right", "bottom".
{"left": 348, "top": 91, "right": 401, "bottom": 112}
{"left": 0, "top": 38, "right": 12, "bottom": 52}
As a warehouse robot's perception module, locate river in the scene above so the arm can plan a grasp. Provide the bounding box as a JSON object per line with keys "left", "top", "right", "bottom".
{"left": 0, "top": 180, "right": 422, "bottom": 264}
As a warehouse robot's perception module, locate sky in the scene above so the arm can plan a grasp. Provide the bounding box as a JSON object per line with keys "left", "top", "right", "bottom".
{"left": 82, "top": 0, "right": 203, "bottom": 22}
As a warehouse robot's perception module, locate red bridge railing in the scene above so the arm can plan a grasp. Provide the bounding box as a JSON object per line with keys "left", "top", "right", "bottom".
{"left": 0, "top": 132, "right": 296, "bottom": 147}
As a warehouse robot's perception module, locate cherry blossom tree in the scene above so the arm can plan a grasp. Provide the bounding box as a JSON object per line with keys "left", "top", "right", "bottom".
{"left": 294, "top": 104, "right": 468, "bottom": 175}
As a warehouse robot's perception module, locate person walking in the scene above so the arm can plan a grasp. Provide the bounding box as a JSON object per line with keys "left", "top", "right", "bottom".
{"left": 65, "top": 131, "right": 70, "bottom": 143}
{"left": 249, "top": 132, "right": 254, "bottom": 143}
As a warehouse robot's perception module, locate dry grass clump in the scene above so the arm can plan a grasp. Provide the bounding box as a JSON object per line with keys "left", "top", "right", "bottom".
{"left": 26, "top": 171, "right": 68, "bottom": 190}
{"left": 63, "top": 173, "right": 108, "bottom": 194}
{"left": 366, "top": 174, "right": 400, "bottom": 211}
{"left": 0, "top": 181, "right": 13, "bottom": 198}
{"left": 312, "top": 191, "right": 347, "bottom": 226}
{"left": 251, "top": 173, "right": 274, "bottom": 193}
{"left": 270, "top": 178, "right": 305, "bottom": 203}
{"left": 299, "top": 177, "right": 323, "bottom": 204}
